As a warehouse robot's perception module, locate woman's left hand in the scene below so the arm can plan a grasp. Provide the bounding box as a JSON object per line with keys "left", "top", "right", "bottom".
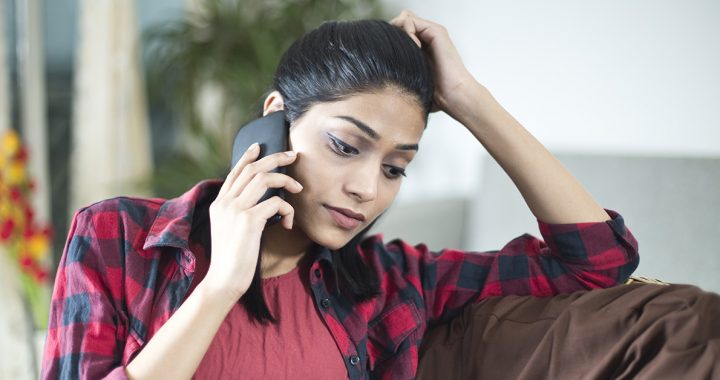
{"left": 389, "top": 10, "right": 478, "bottom": 117}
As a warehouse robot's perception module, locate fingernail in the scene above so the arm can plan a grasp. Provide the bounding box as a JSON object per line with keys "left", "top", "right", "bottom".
{"left": 285, "top": 151, "right": 297, "bottom": 157}
{"left": 248, "top": 142, "right": 259, "bottom": 152}
{"left": 295, "top": 180, "right": 303, "bottom": 189}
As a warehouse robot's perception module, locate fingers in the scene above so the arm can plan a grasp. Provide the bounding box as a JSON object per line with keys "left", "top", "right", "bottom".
{"left": 238, "top": 172, "right": 303, "bottom": 210}
{"left": 390, "top": 10, "right": 421, "bottom": 48}
{"left": 389, "top": 9, "right": 444, "bottom": 48}
{"left": 254, "top": 196, "right": 296, "bottom": 230}
{"left": 216, "top": 147, "right": 301, "bottom": 229}
{"left": 227, "top": 150, "right": 298, "bottom": 198}
{"left": 218, "top": 142, "right": 260, "bottom": 199}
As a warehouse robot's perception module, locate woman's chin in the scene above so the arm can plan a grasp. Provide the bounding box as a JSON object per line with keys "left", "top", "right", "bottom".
{"left": 308, "top": 233, "right": 346, "bottom": 250}
{"left": 304, "top": 226, "right": 355, "bottom": 251}
{"left": 295, "top": 206, "right": 366, "bottom": 249}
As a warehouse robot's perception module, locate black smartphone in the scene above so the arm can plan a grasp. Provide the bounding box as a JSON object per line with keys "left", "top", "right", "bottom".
{"left": 230, "top": 110, "right": 289, "bottom": 226}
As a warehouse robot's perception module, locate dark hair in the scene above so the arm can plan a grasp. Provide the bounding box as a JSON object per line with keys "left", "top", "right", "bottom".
{"left": 267, "top": 19, "right": 434, "bottom": 123}
{"left": 243, "top": 19, "right": 434, "bottom": 324}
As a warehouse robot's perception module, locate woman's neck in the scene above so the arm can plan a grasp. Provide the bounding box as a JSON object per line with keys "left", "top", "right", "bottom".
{"left": 260, "top": 221, "right": 314, "bottom": 278}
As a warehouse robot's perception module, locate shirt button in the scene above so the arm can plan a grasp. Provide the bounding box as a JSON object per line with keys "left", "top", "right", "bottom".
{"left": 314, "top": 269, "right": 321, "bottom": 278}
{"left": 320, "top": 298, "right": 331, "bottom": 309}
{"left": 349, "top": 355, "right": 360, "bottom": 366}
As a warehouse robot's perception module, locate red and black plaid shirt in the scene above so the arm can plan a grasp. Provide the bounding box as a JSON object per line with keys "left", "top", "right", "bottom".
{"left": 41, "top": 178, "right": 639, "bottom": 379}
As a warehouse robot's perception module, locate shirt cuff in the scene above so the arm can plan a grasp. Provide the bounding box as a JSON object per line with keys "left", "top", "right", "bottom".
{"left": 536, "top": 208, "right": 639, "bottom": 264}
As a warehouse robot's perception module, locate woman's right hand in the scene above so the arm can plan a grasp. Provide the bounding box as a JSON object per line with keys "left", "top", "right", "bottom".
{"left": 202, "top": 143, "right": 304, "bottom": 302}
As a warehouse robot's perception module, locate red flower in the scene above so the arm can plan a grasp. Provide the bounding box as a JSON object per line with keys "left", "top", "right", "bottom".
{"left": 24, "top": 207, "right": 34, "bottom": 222}
{"left": 0, "top": 219, "right": 14, "bottom": 241}
{"left": 16, "top": 145, "right": 28, "bottom": 163}
{"left": 18, "top": 255, "right": 49, "bottom": 284}
{"left": 9, "top": 186, "right": 22, "bottom": 202}
{"left": 41, "top": 225, "right": 53, "bottom": 239}
{"left": 23, "top": 226, "right": 35, "bottom": 239}
{"left": 35, "top": 269, "right": 49, "bottom": 283}
{"left": 19, "top": 255, "right": 33, "bottom": 269}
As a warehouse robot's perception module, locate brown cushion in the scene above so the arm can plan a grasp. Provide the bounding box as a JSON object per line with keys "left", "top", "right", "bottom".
{"left": 417, "top": 283, "right": 720, "bottom": 379}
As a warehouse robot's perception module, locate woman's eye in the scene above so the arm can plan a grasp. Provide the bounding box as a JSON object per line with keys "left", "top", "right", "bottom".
{"left": 329, "top": 136, "right": 358, "bottom": 156}
{"left": 385, "top": 166, "right": 407, "bottom": 179}
{"left": 328, "top": 134, "right": 408, "bottom": 180}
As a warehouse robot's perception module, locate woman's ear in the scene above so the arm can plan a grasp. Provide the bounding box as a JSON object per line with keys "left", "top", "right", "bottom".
{"left": 263, "top": 91, "right": 285, "bottom": 116}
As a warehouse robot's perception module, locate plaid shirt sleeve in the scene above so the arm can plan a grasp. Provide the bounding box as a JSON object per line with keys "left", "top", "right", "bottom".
{"left": 382, "top": 208, "right": 639, "bottom": 325}
{"left": 41, "top": 207, "right": 130, "bottom": 380}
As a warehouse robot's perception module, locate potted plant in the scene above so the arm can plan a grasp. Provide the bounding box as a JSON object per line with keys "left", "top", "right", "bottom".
{"left": 142, "top": 0, "right": 386, "bottom": 198}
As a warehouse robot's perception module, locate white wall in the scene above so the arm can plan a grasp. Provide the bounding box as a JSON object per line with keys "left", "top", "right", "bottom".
{"left": 466, "top": 154, "right": 720, "bottom": 293}
{"left": 374, "top": 1, "right": 720, "bottom": 292}
{"left": 383, "top": 0, "right": 720, "bottom": 203}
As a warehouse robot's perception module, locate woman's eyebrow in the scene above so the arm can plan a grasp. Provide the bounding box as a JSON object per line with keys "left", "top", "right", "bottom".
{"left": 333, "top": 115, "right": 419, "bottom": 151}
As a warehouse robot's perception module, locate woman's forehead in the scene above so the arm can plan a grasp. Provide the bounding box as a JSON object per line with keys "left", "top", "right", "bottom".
{"left": 301, "top": 90, "right": 426, "bottom": 140}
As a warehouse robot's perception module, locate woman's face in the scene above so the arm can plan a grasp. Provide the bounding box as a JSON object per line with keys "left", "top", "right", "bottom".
{"left": 263, "top": 87, "right": 426, "bottom": 250}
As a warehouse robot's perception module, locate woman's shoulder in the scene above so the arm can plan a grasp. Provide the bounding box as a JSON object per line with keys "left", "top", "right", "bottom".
{"left": 71, "top": 179, "right": 221, "bottom": 237}
{"left": 78, "top": 194, "right": 166, "bottom": 215}
{"left": 66, "top": 195, "right": 169, "bottom": 256}
{"left": 357, "top": 232, "right": 434, "bottom": 266}
{"left": 73, "top": 195, "right": 166, "bottom": 227}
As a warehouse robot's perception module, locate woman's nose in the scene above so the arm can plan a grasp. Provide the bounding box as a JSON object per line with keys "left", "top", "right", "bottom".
{"left": 345, "top": 167, "right": 378, "bottom": 202}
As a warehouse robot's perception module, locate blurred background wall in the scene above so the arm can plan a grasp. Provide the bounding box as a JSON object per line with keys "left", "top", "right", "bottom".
{"left": 1, "top": 0, "right": 718, "bottom": 378}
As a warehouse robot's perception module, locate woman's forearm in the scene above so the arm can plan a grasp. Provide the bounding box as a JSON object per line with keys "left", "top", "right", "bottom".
{"left": 125, "top": 281, "right": 237, "bottom": 379}
{"left": 456, "top": 82, "right": 610, "bottom": 224}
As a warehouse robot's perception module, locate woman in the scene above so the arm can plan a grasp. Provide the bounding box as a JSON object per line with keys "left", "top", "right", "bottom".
{"left": 41, "top": 10, "right": 641, "bottom": 380}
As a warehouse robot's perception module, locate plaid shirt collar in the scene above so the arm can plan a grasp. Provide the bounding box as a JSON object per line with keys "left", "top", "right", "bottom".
{"left": 142, "top": 179, "right": 219, "bottom": 251}
{"left": 141, "top": 178, "right": 334, "bottom": 264}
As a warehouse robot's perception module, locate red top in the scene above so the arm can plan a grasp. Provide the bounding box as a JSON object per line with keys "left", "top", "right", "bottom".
{"left": 189, "top": 246, "right": 348, "bottom": 379}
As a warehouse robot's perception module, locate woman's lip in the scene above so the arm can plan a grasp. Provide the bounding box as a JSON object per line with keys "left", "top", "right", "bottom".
{"left": 324, "top": 204, "right": 366, "bottom": 221}
{"left": 324, "top": 206, "right": 361, "bottom": 230}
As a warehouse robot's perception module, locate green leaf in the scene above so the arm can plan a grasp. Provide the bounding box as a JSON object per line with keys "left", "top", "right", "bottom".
{"left": 142, "top": 0, "right": 389, "bottom": 198}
